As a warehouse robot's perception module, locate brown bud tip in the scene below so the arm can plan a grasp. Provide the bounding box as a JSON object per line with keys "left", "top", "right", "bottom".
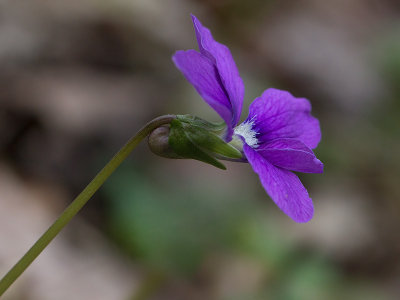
{"left": 148, "top": 125, "right": 182, "bottom": 159}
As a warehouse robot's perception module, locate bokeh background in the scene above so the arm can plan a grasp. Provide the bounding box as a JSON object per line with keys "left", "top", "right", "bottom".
{"left": 1, "top": 0, "right": 400, "bottom": 299}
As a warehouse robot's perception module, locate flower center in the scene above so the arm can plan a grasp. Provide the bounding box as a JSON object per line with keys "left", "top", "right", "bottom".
{"left": 234, "top": 119, "right": 259, "bottom": 148}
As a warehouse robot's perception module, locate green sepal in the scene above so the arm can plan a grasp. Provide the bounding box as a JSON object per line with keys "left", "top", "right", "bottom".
{"left": 184, "top": 125, "right": 242, "bottom": 159}
{"left": 169, "top": 119, "right": 227, "bottom": 170}
{"left": 176, "top": 115, "right": 242, "bottom": 159}
{"left": 177, "top": 115, "right": 226, "bottom": 133}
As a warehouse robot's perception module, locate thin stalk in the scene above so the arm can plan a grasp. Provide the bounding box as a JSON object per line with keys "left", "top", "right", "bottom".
{"left": 0, "top": 115, "right": 176, "bottom": 297}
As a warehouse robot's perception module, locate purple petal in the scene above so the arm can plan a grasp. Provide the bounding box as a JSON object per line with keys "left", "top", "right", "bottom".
{"left": 191, "top": 15, "right": 244, "bottom": 128}
{"left": 173, "top": 50, "right": 234, "bottom": 138}
{"left": 247, "top": 88, "right": 321, "bottom": 149}
{"left": 244, "top": 144, "right": 314, "bottom": 223}
{"left": 257, "top": 138, "right": 323, "bottom": 173}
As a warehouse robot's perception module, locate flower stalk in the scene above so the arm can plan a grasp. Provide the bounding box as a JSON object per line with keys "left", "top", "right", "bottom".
{"left": 0, "top": 114, "right": 176, "bottom": 297}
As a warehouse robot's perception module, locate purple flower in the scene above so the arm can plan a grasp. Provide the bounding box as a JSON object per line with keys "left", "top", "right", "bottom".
{"left": 172, "top": 15, "right": 323, "bottom": 223}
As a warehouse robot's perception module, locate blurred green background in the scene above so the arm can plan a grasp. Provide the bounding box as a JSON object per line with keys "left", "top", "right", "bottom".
{"left": 0, "top": 0, "right": 399, "bottom": 299}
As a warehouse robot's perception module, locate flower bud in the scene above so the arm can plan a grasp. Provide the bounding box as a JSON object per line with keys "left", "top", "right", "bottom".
{"left": 148, "top": 125, "right": 182, "bottom": 159}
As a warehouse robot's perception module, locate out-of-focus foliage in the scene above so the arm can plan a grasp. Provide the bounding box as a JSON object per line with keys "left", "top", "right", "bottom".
{"left": 104, "top": 164, "right": 391, "bottom": 300}
{"left": 105, "top": 165, "right": 247, "bottom": 274}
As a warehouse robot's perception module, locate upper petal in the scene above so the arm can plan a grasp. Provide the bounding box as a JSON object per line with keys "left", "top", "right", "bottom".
{"left": 247, "top": 88, "right": 321, "bottom": 149}
{"left": 257, "top": 138, "right": 323, "bottom": 173}
{"left": 244, "top": 144, "right": 314, "bottom": 223}
{"left": 173, "top": 50, "right": 234, "bottom": 138}
{"left": 191, "top": 15, "right": 244, "bottom": 128}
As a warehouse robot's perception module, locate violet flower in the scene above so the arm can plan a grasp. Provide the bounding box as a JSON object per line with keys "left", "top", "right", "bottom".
{"left": 172, "top": 15, "right": 323, "bottom": 223}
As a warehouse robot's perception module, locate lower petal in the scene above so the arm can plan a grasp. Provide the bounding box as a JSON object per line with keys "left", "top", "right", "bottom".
{"left": 244, "top": 145, "right": 314, "bottom": 223}
{"left": 258, "top": 138, "right": 324, "bottom": 173}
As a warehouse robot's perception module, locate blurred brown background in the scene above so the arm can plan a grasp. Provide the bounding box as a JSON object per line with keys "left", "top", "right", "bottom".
{"left": 1, "top": 0, "right": 400, "bottom": 299}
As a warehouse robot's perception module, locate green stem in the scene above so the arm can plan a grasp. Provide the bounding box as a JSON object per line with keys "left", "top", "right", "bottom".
{"left": 0, "top": 115, "right": 176, "bottom": 297}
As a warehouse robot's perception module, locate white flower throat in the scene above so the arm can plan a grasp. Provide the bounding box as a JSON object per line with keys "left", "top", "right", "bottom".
{"left": 234, "top": 118, "right": 259, "bottom": 148}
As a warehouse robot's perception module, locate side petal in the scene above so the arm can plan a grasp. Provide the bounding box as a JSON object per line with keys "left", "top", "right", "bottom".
{"left": 257, "top": 138, "right": 323, "bottom": 173}
{"left": 244, "top": 144, "right": 314, "bottom": 223}
{"left": 247, "top": 88, "right": 321, "bottom": 149}
{"left": 191, "top": 15, "right": 244, "bottom": 128}
{"left": 173, "top": 49, "right": 234, "bottom": 138}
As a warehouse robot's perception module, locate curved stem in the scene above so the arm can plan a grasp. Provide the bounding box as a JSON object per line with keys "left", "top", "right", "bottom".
{"left": 0, "top": 115, "right": 176, "bottom": 297}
